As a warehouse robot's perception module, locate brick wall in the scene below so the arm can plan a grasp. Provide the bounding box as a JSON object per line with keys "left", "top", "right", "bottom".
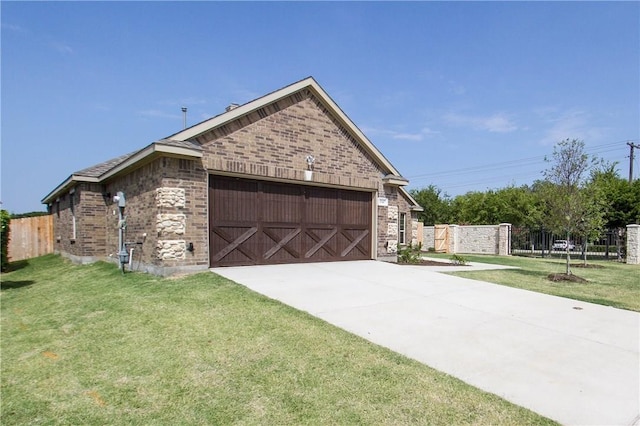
{"left": 196, "top": 91, "right": 383, "bottom": 190}
{"left": 50, "top": 87, "right": 415, "bottom": 273}
{"left": 51, "top": 183, "right": 108, "bottom": 262}
{"left": 78, "top": 183, "right": 108, "bottom": 257}
{"left": 195, "top": 90, "right": 414, "bottom": 261}
{"left": 103, "top": 157, "right": 209, "bottom": 274}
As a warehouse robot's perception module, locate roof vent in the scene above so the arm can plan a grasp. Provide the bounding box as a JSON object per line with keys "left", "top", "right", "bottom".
{"left": 225, "top": 103, "right": 239, "bottom": 112}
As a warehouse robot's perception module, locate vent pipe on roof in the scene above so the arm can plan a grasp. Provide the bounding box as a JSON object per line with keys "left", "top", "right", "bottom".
{"left": 225, "top": 103, "right": 239, "bottom": 112}
{"left": 181, "top": 107, "right": 187, "bottom": 129}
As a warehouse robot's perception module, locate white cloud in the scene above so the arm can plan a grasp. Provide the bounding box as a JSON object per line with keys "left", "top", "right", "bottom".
{"left": 49, "top": 41, "right": 74, "bottom": 54}
{"left": 1, "top": 23, "right": 27, "bottom": 33}
{"left": 362, "top": 126, "right": 440, "bottom": 142}
{"left": 536, "top": 109, "right": 606, "bottom": 146}
{"left": 392, "top": 132, "right": 423, "bottom": 141}
{"left": 443, "top": 112, "right": 518, "bottom": 133}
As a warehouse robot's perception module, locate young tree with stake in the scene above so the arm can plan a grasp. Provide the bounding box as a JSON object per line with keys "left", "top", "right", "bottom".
{"left": 541, "top": 139, "right": 605, "bottom": 275}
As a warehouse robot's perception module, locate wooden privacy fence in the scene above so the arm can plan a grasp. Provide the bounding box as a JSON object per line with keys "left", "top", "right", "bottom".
{"left": 8, "top": 215, "right": 54, "bottom": 262}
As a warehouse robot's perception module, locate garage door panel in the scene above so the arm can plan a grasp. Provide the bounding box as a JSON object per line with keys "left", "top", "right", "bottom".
{"left": 340, "top": 191, "right": 371, "bottom": 224}
{"left": 212, "top": 179, "right": 259, "bottom": 222}
{"left": 261, "top": 183, "right": 302, "bottom": 223}
{"left": 262, "top": 226, "right": 302, "bottom": 261}
{"left": 209, "top": 175, "right": 372, "bottom": 266}
{"left": 304, "top": 227, "right": 338, "bottom": 259}
{"left": 305, "top": 187, "right": 338, "bottom": 224}
{"left": 210, "top": 225, "right": 259, "bottom": 264}
{"left": 339, "top": 228, "right": 370, "bottom": 257}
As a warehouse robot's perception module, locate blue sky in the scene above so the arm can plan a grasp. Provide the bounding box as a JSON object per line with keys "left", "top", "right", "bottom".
{"left": 2, "top": 1, "right": 639, "bottom": 213}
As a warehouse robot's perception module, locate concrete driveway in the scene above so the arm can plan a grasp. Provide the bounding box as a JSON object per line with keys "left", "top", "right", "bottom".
{"left": 212, "top": 260, "right": 640, "bottom": 426}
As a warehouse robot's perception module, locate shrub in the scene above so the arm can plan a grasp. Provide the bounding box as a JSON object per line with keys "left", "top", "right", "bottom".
{"left": 449, "top": 254, "right": 468, "bottom": 265}
{"left": 1, "top": 209, "right": 10, "bottom": 271}
{"left": 398, "top": 242, "right": 423, "bottom": 264}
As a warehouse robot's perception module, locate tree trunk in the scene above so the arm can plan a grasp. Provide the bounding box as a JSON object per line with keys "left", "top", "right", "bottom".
{"left": 565, "top": 231, "right": 571, "bottom": 275}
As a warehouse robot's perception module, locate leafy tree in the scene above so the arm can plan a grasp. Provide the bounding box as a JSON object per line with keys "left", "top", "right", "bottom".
{"left": 409, "top": 185, "right": 452, "bottom": 225}
{"left": 1, "top": 210, "right": 10, "bottom": 272}
{"left": 10, "top": 211, "right": 49, "bottom": 219}
{"left": 540, "top": 139, "right": 605, "bottom": 275}
{"left": 591, "top": 166, "right": 640, "bottom": 228}
{"left": 450, "top": 191, "right": 494, "bottom": 224}
{"left": 448, "top": 186, "right": 542, "bottom": 227}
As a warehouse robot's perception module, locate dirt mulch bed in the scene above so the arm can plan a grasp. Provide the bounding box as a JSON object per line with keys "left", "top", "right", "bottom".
{"left": 399, "top": 259, "right": 469, "bottom": 267}
{"left": 572, "top": 263, "right": 604, "bottom": 269}
{"left": 547, "top": 273, "right": 588, "bottom": 283}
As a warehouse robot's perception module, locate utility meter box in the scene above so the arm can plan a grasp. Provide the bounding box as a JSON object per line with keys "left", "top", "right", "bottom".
{"left": 116, "top": 191, "right": 126, "bottom": 208}
{"left": 118, "top": 249, "right": 130, "bottom": 265}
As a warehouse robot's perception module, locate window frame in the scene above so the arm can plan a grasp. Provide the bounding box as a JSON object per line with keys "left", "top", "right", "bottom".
{"left": 398, "top": 212, "right": 407, "bottom": 245}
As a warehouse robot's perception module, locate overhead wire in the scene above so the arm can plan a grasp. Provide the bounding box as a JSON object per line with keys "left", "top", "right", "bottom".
{"left": 406, "top": 140, "right": 636, "bottom": 191}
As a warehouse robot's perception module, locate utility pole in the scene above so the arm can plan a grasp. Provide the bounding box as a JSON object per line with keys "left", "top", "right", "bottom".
{"left": 628, "top": 141, "right": 640, "bottom": 183}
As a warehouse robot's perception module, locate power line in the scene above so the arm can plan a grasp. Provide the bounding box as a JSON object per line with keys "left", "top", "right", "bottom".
{"left": 406, "top": 140, "right": 637, "bottom": 193}
{"left": 406, "top": 140, "right": 633, "bottom": 182}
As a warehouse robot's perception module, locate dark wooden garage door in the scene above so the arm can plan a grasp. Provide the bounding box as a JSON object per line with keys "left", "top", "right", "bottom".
{"left": 209, "top": 175, "right": 372, "bottom": 266}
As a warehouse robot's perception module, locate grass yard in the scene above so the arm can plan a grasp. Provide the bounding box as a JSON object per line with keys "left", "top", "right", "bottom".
{"left": 425, "top": 253, "right": 640, "bottom": 312}
{"left": 1, "top": 255, "right": 555, "bottom": 425}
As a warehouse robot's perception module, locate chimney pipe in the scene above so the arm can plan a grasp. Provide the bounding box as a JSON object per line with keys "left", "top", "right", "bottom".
{"left": 181, "top": 107, "right": 187, "bottom": 129}
{"left": 225, "top": 103, "right": 239, "bottom": 112}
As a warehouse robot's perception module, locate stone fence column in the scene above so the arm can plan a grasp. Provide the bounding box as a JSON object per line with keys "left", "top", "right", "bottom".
{"left": 448, "top": 224, "right": 459, "bottom": 254}
{"left": 416, "top": 222, "right": 424, "bottom": 246}
{"left": 498, "top": 223, "right": 512, "bottom": 256}
{"left": 627, "top": 224, "right": 640, "bottom": 265}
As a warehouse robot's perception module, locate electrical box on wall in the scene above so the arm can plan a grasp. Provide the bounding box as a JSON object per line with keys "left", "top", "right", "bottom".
{"left": 114, "top": 191, "right": 126, "bottom": 208}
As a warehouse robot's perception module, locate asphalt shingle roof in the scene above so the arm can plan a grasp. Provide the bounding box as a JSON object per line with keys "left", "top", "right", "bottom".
{"left": 72, "top": 139, "right": 201, "bottom": 178}
{"left": 74, "top": 152, "right": 138, "bottom": 178}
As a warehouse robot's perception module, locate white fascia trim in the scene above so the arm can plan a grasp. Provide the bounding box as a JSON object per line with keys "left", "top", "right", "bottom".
{"left": 100, "top": 143, "right": 202, "bottom": 181}
{"left": 310, "top": 83, "right": 401, "bottom": 177}
{"left": 382, "top": 175, "right": 410, "bottom": 186}
{"left": 42, "top": 143, "right": 203, "bottom": 205}
{"left": 169, "top": 78, "right": 317, "bottom": 141}
{"left": 41, "top": 175, "right": 99, "bottom": 205}
{"left": 169, "top": 77, "right": 401, "bottom": 177}
{"left": 399, "top": 187, "right": 424, "bottom": 212}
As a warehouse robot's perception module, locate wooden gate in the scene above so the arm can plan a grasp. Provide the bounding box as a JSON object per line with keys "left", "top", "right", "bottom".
{"left": 209, "top": 175, "right": 372, "bottom": 266}
{"left": 434, "top": 224, "right": 449, "bottom": 253}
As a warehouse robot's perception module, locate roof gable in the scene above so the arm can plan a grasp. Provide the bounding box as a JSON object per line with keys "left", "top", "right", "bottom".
{"left": 42, "top": 77, "right": 420, "bottom": 210}
{"left": 41, "top": 139, "right": 202, "bottom": 204}
{"left": 169, "top": 77, "right": 402, "bottom": 177}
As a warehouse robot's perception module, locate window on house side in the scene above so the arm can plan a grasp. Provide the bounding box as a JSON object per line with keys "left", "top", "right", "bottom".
{"left": 399, "top": 212, "right": 406, "bottom": 245}
{"left": 70, "top": 193, "right": 77, "bottom": 240}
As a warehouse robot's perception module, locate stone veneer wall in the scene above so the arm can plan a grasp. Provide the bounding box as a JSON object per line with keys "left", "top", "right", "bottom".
{"left": 422, "top": 224, "right": 512, "bottom": 255}
{"left": 627, "top": 224, "right": 640, "bottom": 265}
{"left": 103, "top": 157, "right": 209, "bottom": 275}
{"left": 422, "top": 225, "right": 435, "bottom": 250}
{"left": 376, "top": 185, "right": 417, "bottom": 260}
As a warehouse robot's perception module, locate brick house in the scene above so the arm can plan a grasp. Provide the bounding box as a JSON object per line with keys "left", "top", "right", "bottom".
{"left": 42, "top": 77, "right": 423, "bottom": 275}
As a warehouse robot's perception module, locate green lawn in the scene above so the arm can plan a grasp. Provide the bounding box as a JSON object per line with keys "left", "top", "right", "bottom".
{"left": 1, "top": 255, "right": 554, "bottom": 425}
{"left": 425, "top": 253, "right": 640, "bottom": 312}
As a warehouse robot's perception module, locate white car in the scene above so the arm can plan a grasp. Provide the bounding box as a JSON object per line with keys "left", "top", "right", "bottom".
{"left": 552, "top": 240, "right": 575, "bottom": 251}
